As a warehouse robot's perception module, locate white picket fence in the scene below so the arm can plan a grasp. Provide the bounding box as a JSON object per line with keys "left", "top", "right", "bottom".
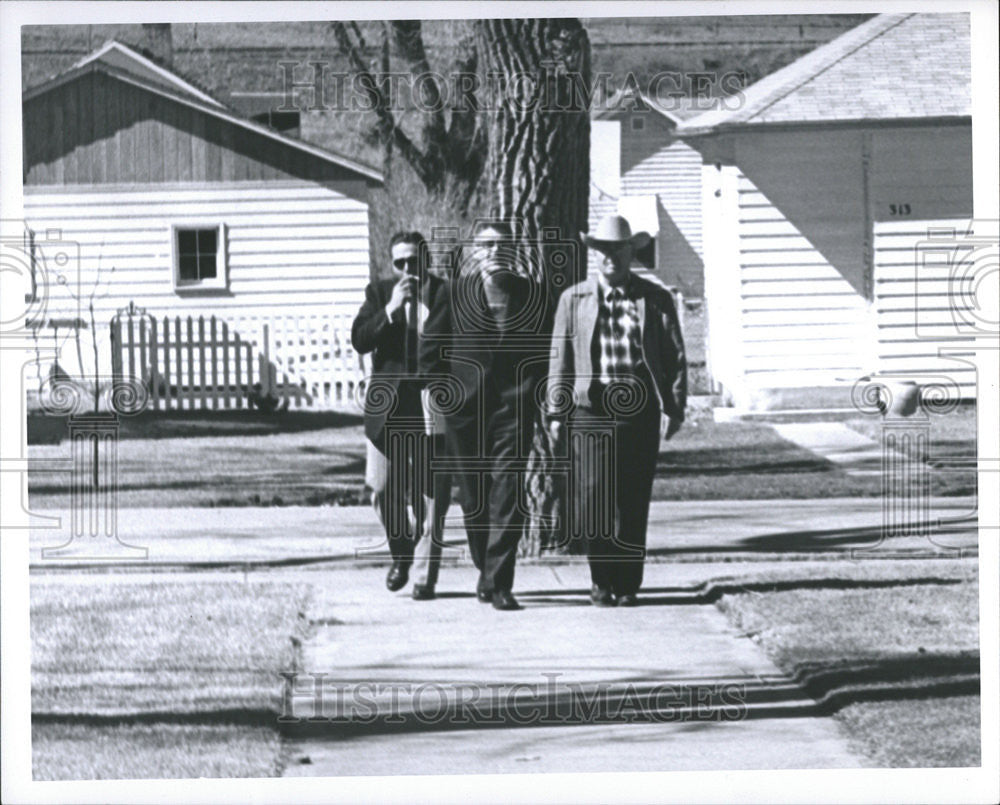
{"left": 110, "top": 308, "right": 367, "bottom": 411}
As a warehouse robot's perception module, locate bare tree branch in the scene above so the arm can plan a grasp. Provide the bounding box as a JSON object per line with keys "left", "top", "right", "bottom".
{"left": 376, "top": 21, "right": 393, "bottom": 171}
{"left": 348, "top": 21, "right": 369, "bottom": 56}
{"left": 389, "top": 20, "right": 446, "bottom": 163}
{"left": 378, "top": 21, "right": 391, "bottom": 77}
{"left": 331, "top": 19, "right": 486, "bottom": 205}
{"left": 331, "top": 20, "right": 436, "bottom": 187}
{"left": 445, "top": 41, "right": 483, "bottom": 177}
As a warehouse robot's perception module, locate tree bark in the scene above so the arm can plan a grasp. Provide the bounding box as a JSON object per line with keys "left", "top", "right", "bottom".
{"left": 335, "top": 18, "right": 592, "bottom": 553}
{"left": 478, "top": 19, "right": 591, "bottom": 250}
{"left": 477, "top": 19, "right": 591, "bottom": 555}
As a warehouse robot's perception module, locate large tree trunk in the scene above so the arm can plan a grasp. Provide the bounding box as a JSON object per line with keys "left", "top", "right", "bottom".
{"left": 477, "top": 19, "right": 591, "bottom": 555}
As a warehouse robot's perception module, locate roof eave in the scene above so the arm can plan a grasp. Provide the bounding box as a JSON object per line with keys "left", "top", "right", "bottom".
{"left": 24, "top": 62, "right": 384, "bottom": 185}
{"left": 592, "top": 89, "right": 682, "bottom": 126}
{"left": 678, "top": 114, "right": 973, "bottom": 138}
{"left": 71, "top": 40, "right": 226, "bottom": 108}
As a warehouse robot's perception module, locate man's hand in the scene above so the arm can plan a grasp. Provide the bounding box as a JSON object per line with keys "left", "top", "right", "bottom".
{"left": 385, "top": 275, "right": 416, "bottom": 318}
{"left": 661, "top": 415, "right": 681, "bottom": 441}
{"left": 548, "top": 419, "right": 564, "bottom": 446}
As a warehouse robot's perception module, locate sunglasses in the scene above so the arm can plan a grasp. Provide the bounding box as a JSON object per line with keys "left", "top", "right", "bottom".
{"left": 475, "top": 239, "right": 505, "bottom": 251}
{"left": 393, "top": 257, "right": 420, "bottom": 270}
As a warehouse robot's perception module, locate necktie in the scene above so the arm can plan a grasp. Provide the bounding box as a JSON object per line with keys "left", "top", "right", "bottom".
{"left": 406, "top": 296, "right": 418, "bottom": 374}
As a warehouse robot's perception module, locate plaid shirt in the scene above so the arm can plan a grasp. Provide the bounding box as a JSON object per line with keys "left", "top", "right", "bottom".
{"left": 596, "top": 279, "right": 643, "bottom": 384}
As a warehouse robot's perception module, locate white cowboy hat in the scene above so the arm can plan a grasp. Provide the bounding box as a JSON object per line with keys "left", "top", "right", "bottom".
{"left": 581, "top": 214, "right": 651, "bottom": 251}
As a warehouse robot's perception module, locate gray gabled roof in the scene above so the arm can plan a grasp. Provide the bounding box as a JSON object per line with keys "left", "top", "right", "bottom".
{"left": 680, "top": 13, "right": 971, "bottom": 135}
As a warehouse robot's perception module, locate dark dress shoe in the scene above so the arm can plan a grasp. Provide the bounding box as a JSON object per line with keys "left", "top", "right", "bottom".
{"left": 385, "top": 561, "right": 410, "bottom": 592}
{"left": 412, "top": 584, "right": 435, "bottom": 601}
{"left": 590, "top": 584, "right": 616, "bottom": 607}
{"left": 616, "top": 593, "right": 639, "bottom": 608}
{"left": 491, "top": 590, "right": 520, "bottom": 611}
{"left": 476, "top": 575, "right": 493, "bottom": 604}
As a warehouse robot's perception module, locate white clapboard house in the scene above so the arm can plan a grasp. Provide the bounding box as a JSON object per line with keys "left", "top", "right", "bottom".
{"left": 590, "top": 89, "right": 707, "bottom": 297}
{"left": 22, "top": 41, "right": 382, "bottom": 411}
{"left": 678, "top": 12, "right": 976, "bottom": 411}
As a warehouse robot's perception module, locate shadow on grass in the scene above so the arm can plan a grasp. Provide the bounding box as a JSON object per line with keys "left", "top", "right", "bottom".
{"left": 657, "top": 453, "right": 833, "bottom": 475}
{"left": 795, "top": 652, "right": 981, "bottom": 715}
{"left": 321, "top": 459, "right": 367, "bottom": 476}
{"left": 28, "top": 410, "right": 364, "bottom": 443}
{"left": 32, "top": 708, "right": 279, "bottom": 728}
{"left": 644, "top": 518, "right": 977, "bottom": 556}
{"left": 517, "top": 577, "right": 968, "bottom": 608}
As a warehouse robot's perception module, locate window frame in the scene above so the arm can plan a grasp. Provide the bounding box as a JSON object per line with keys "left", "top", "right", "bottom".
{"left": 170, "top": 223, "right": 228, "bottom": 293}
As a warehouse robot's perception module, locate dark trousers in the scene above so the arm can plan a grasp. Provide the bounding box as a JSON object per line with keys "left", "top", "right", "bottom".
{"left": 369, "top": 432, "right": 449, "bottom": 576}
{"left": 369, "top": 384, "right": 428, "bottom": 565}
{"left": 447, "top": 397, "right": 532, "bottom": 592}
{"left": 569, "top": 382, "right": 660, "bottom": 596}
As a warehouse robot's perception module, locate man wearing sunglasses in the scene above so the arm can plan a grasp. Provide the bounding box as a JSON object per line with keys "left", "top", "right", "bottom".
{"left": 352, "top": 231, "right": 451, "bottom": 601}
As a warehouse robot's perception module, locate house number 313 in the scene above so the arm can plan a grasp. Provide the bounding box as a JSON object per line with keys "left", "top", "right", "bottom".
{"left": 888, "top": 203, "right": 912, "bottom": 216}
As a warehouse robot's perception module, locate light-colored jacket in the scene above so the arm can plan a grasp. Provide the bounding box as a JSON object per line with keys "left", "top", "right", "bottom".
{"left": 547, "top": 273, "right": 687, "bottom": 420}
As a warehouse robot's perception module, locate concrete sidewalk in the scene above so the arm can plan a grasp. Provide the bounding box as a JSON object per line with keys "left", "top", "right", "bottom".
{"left": 30, "top": 540, "right": 978, "bottom": 775}
{"left": 29, "top": 497, "right": 978, "bottom": 568}
{"left": 282, "top": 562, "right": 866, "bottom": 775}
{"left": 772, "top": 422, "right": 886, "bottom": 476}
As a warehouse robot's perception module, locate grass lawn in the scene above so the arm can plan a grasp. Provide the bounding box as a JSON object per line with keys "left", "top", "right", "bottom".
{"left": 29, "top": 421, "right": 372, "bottom": 508}
{"left": 845, "top": 403, "right": 977, "bottom": 472}
{"left": 844, "top": 402, "right": 976, "bottom": 454}
{"left": 28, "top": 406, "right": 976, "bottom": 508}
{"left": 653, "top": 414, "right": 969, "bottom": 500}
{"left": 31, "top": 579, "right": 309, "bottom": 779}
{"left": 32, "top": 723, "right": 282, "bottom": 780}
{"left": 835, "top": 696, "right": 981, "bottom": 768}
{"left": 715, "top": 562, "right": 980, "bottom": 767}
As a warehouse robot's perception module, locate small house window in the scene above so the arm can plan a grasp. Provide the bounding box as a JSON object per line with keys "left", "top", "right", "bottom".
{"left": 631, "top": 116, "right": 645, "bottom": 131}
{"left": 172, "top": 224, "right": 227, "bottom": 292}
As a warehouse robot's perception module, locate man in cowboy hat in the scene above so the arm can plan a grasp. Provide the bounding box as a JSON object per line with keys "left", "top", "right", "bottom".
{"left": 547, "top": 214, "right": 686, "bottom": 607}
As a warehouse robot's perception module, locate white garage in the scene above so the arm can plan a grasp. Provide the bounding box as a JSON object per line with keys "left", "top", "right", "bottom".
{"left": 679, "top": 13, "right": 975, "bottom": 410}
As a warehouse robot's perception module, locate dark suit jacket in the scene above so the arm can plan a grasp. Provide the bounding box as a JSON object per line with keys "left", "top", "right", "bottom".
{"left": 351, "top": 273, "right": 447, "bottom": 447}
{"left": 547, "top": 273, "right": 687, "bottom": 421}
{"left": 421, "top": 268, "right": 544, "bottom": 422}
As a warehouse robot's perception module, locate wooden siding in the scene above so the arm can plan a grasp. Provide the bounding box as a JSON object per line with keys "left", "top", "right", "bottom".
{"left": 873, "top": 219, "right": 978, "bottom": 397}
{"left": 701, "top": 123, "right": 974, "bottom": 407}
{"left": 618, "top": 110, "right": 704, "bottom": 296}
{"left": 733, "top": 129, "right": 870, "bottom": 387}
{"left": 24, "top": 182, "right": 370, "bottom": 384}
{"left": 25, "top": 183, "right": 369, "bottom": 310}
{"left": 870, "top": 127, "right": 972, "bottom": 222}
{"left": 621, "top": 120, "right": 703, "bottom": 254}
{"left": 23, "top": 71, "right": 369, "bottom": 194}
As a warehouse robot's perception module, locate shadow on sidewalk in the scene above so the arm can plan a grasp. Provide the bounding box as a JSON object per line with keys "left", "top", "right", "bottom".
{"left": 516, "top": 576, "right": 967, "bottom": 608}
{"left": 272, "top": 651, "right": 979, "bottom": 740}
{"left": 31, "top": 651, "right": 979, "bottom": 738}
